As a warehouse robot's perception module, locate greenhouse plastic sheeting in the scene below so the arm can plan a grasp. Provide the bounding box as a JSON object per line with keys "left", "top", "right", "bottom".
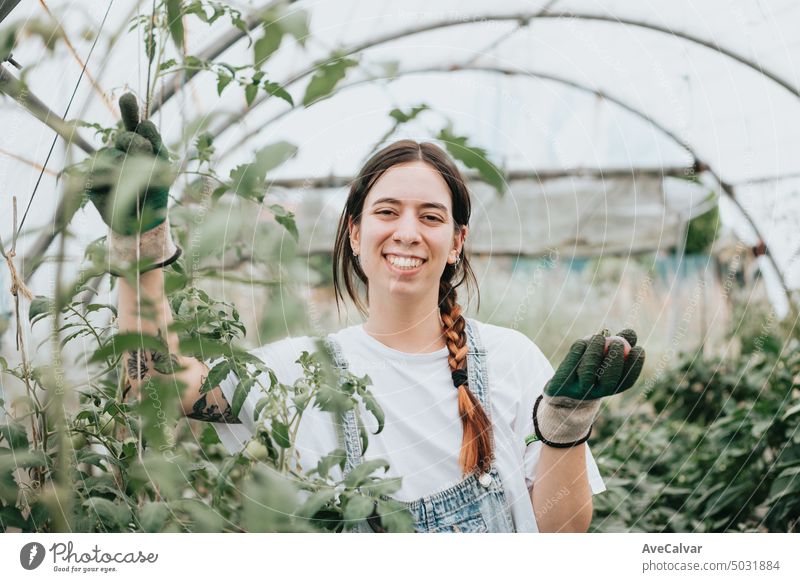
{"left": 0, "top": 0, "right": 798, "bottom": 289}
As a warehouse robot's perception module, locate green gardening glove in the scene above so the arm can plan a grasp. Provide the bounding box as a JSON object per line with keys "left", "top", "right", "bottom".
{"left": 81, "top": 92, "right": 180, "bottom": 275}
{"left": 532, "top": 329, "right": 646, "bottom": 447}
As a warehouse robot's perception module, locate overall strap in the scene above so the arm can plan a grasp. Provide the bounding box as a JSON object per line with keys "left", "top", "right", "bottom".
{"left": 464, "top": 318, "right": 492, "bottom": 417}
{"left": 322, "top": 334, "right": 364, "bottom": 477}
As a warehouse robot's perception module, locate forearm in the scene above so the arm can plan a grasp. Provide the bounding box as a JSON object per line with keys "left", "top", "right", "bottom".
{"left": 117, "top": 269, "right": 180, "bottom": 394}
{"left": 117, "top": 270, "right": 237, "bottom": 421}
{"left": 117, "top": 270, "right": 190, "bottom": 401}
{"left": 530, "top": 443, "right": 593, "bottom": 532}
{"left": 118, "top": 268, "right": 176, "bottom": 348}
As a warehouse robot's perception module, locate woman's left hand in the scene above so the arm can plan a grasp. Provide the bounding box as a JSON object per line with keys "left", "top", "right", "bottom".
{"left": 532, "top": 329, "right": 646, "bottom": 447}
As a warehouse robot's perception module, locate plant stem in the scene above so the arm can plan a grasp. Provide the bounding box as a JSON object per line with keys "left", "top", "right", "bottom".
{"left": 64, "top": 304, "right": 104, "bottom": 347}
{"left": 49, "top": 225, "right": 76, "bottom": 532}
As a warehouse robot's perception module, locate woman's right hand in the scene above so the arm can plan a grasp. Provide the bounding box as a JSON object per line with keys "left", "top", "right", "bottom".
{"left": 80, "top": 92, "right": 180, "bottom": 275}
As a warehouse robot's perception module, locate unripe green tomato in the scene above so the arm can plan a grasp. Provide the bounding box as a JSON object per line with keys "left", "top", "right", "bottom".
{"left": 98, "top": 413, "right": 116, "bottom": 437}
{"left": 229, "top": 467, "right": 243, "bottom": 480}
{"left": 244, "top": 440, "right": 268, "bottom": 461}
{"left": 70, "top": 433, "right": 88, "bottom": 450}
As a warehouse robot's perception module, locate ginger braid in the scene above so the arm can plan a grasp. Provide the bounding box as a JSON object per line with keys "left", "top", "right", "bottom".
{"left": 440, "top": 279, "right": 494, "bottom": 476}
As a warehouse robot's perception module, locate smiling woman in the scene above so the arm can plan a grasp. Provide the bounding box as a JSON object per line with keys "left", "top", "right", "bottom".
{"left": 334, "top": 142, "right": 487, "bottom": 475}
{"left": 114, "top": 137, "right": 624, "bottom": 533}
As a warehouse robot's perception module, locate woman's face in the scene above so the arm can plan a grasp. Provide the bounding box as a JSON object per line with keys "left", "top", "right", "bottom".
{"left": 349, "top": 160, "right": 467, "bottom": 300}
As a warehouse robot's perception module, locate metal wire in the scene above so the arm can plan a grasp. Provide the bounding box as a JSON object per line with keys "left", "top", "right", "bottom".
{"left": 15, "top": 0, "right": 115, "bottom": 244}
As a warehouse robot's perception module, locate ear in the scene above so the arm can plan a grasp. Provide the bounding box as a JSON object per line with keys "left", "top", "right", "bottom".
{"left": 348, "top": 216, "right": 360, "bottom": 254}
{"left": 451, "top": 225, "right": 468, "bottom": 262}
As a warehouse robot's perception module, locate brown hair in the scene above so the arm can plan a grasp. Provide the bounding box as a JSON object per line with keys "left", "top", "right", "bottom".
{"left": 332, "top": 139, "right": 493, "bottom": 476}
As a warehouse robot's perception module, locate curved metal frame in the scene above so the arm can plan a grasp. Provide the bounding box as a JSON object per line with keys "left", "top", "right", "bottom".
{"left": 204, "top": 61, "right": 792, "bottom": 301}
{"left": 152, "top": 7, "right": 800, "bottom": 119}
{"left": 2, "top": 3, "right": 797, "bottom": 299}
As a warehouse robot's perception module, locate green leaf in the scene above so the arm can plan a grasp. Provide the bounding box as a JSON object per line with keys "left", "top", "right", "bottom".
{"left": 375, "top": 498, "right": 416, "bottom": 532}
{"left": 254, "top": 140, "right": 298, "bottom": 173}
{"left": 781, "top": 402, "right": 800, "bottom": 423}
{"left": 356, "top": 413, "right": 369, "bottom": 455}
{"left": 120, "top": 439, "right": 137, "bottom": 461}
{"left": 178, "top": 337, "right": 236, "bottom": 360}
{"left": 0, "top": 505, "right": 28, "bottom": 530}
{"left": 262, "top": 81, "right": 293, "bottom": 106}
{"left": 84, "top": 497, "right": 132, "bottom": 530}
{"left": 159, "top": 58, "right": 178, "bottom": 72}
{"left": 437, "top": 126, "right": 506, "bottom": 195}
{"left": 194, "top": 131, "right": 215, "bottom": 163}
{"left": 0, "top": 22, "right": 18, "bottom": 62}
{"left": 0, "top": 422, "right": 28, "bottom": 449}
{"left": 241, "top": 465, "right": 306, "bottom": 532}
{"left": 358, "top": 388, "right": 385, "bottom": 434}
{"left": 280, "top": 9, "right": 310, "bottom": 47}
{"left": 245, "top": 82, "right": 259, "bottom": 106}
{"left": 28, "top": 295, "right": 54, "bottom": 326}
{"left": 184, "top": 54, "right": 207, "bottom": 72}
{"left": 85, "top": 302, "right": 117, "bottom": 317}
{"left": 145, "top": 17, "right": 156, "bottom": 63}
{"left": 139, "top": 501, "right": 169, "bottom": 532}
{"left": 253, "top": 7, "right": 309, "bottom": 68}
{"left": 768, "top": 466, "right": 800, "bottom": 503}
{"left": 0, "top": 450, "right": 48, "bottom": 505}
{"left": 171, "top": 498, "right": 224, "bottom": 532}
{"left": 230, "top": 383, "right": 248, "bottom": 418}
{"left": 76, "top": 449, "right": 123, "bottom": 471}
{"left": 128, "top": 453, "right": 189, "bottom": 501}
{"left": 296, "top": 487, "right": 337, "bottom": 519}
{"left": 302, "top": 55, "right": 359, "bottom": 107}
{"left": 254, "top": 20, "right": 283, "bottom": 67}
{"left": 343, "top": 458, "right": 389, "bottom": 489}
{"left": 268, "top": 204, "right": 299, "bottom": 242}
{"left": 315, "top": 386, "right": 355, "bottom": 418}
{"left": 359, "top": 476, "right": 402, "bottom": 497}
{"left": 315, "top": 448, "right": 346, "bottom": 479}
{"left": 166, "top": 0, "right": 185, "bottom": 51}
{"left": 343, "top": 494, "right": 374, "bottom": 523}
{"left": 389, "top": 104, "right": 428, "bottom": 124}
{"left": 199, "top": 424, "right": 220, "bottom": 447}
{"left": 216, "top": 72, "right": 233, "bottom": 95}
{"left": 229, "top": 141, "right": 298, "bottom": 200}
{"left": 213, "top": 455, "right": 240, "bottom": 501}
{"left": 271, "top": 420, "right": 291, "bottom": 449}
{"left": 199, "top": 360, "right": 232, "bottom": 395}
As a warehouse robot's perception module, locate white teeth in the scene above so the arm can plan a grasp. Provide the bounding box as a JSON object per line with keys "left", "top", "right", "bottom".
{"left": 387, "top": 255, "right": 423, "bottom": 269}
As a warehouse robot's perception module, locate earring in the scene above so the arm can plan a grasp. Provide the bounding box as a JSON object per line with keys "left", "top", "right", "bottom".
{"left": 453, "top": 253, "right": 461, "bottom": 267}
{"left": 353, "top": 250, "right": 360, "bottom": 265}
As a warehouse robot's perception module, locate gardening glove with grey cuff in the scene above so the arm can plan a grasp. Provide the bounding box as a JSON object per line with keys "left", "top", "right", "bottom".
{"left": 532, "top": 329, "right": 646, "bottom": 447}
{"left": 80, "top": 92, "right": 180, "bottom": 276}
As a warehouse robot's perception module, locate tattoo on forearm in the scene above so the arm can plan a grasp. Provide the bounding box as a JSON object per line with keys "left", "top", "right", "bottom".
{"left": 186, "top": 392, "right": 241, "bottom": 423}
{"left": 126, "top": 349, "right": 149, "bottom": 381}
{"left": 125, "top": 345, "right": 180, "bottom": 383}
{"left": 151, "top": 349, "right": 179, "bottom": 375}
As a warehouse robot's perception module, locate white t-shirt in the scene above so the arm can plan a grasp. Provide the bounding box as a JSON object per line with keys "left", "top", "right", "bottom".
{"left": 212, "top": 319, "right": 606, "bottom": 532}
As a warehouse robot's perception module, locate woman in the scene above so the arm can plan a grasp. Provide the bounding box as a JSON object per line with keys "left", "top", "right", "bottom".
{"left": 97, "top": 95, "right": 644, "bottom": 533}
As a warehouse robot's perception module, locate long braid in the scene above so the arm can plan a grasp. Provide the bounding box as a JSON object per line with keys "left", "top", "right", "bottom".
{"left": 440, "top": 279, "right": 494, "bottom": 476}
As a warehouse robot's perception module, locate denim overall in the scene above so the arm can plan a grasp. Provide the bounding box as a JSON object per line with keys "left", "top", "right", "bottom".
{"left": 324, "top": 318, "right": 516, "bottom": 533}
